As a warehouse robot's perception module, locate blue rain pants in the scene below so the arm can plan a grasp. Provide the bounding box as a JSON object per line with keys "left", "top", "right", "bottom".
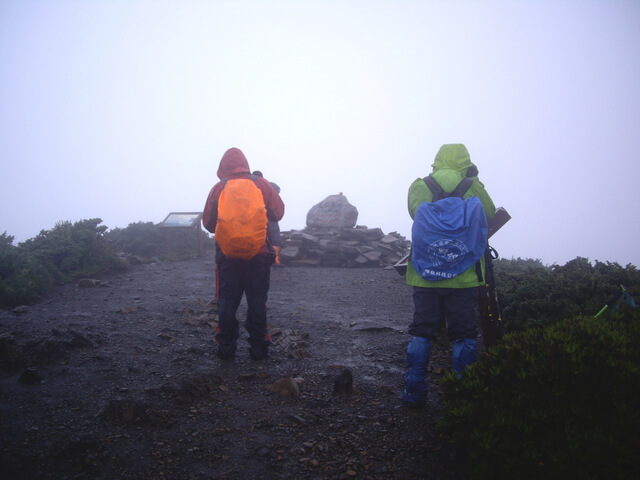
{"left": 452, "top": 338, "right": 477, "bottom": 376}
{"left": 403, "top": 336, "right": 430, "bottom": 404}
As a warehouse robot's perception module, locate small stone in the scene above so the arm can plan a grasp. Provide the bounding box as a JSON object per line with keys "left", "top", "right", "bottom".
{"left": 288, "top": 413, "right": 306, "bottom": 424}
{"left": 266, "top": 378, "right": 300, "bottom": 397}
{"left": 19, "top": 367, "right": 43, "bottom": 384}
{"left": 333, "top": 368, "right": 353, "bottom": 394}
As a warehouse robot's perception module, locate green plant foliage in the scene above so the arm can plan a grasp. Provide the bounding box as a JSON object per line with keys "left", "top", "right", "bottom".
{"left": 437, "top": 312, "right": 640, "bottom": 480}
{"left": 0, "top": 232, "right": 18, "bottom": 280}
{"left": 0, "top": 219, "right": 214, "bottom": 309}
{"left": 0, "top": 232, "right": 53, "bottom": 307}
{"left": 105, "top": 221, "right": 213, "bottom": 260}
{"left": 105, "top": 221, "right": 165, "bottom": 258}
{"left": 20, "top": 219, "right": 125, "bottom": 279}
{"left": 0, "top": 220, "right": 126, "bottom": 309}
{"left": 493, "top": 257, "right": 640, "bottom": 332}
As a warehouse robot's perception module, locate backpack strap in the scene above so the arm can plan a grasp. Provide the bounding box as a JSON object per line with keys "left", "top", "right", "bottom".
{"left": 449, "top": 177, "right": 474, "bottom": 198}
{"left": 423, "top": 175, "right": 474, "bottom": 201}
{"left": 220, "top": 175, "right": 260, "bottom": 189}
{"left": 423, "top": 175, "right": 483, "bottom": 281}
{"left": 423, "top": 175, "right": 445, "bottom": 201}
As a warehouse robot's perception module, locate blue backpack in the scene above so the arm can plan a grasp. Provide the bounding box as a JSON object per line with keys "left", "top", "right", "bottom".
{"left": 411, "top": 176, "right": 488, "bottom": 281}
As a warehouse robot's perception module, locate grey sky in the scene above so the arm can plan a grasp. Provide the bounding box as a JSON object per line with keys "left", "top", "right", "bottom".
{"left": 1, "top": 0, "right": 639, "bottom": 267}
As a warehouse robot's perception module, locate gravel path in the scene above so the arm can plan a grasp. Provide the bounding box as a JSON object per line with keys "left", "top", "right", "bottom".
{"left": 1, "top": 253, "right": 458, "bottom": 479}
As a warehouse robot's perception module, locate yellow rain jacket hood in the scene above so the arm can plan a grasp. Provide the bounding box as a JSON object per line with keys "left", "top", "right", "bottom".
{"left": 431, "top": 144, "right": 475, "bottom": 174}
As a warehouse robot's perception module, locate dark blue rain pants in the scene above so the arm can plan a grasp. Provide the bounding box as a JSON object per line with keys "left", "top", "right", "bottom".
{"left": 403, "top": 286, "right": 479, "bottom": 404}
{"left": 215, "top": 252, "right": 272, "bottom": 359}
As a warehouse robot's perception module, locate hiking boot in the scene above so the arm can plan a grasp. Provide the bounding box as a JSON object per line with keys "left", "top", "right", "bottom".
{"left": 403, "top": 399, "right": 426, "bottom": 410}
{"left": 217, "top": 344, "right": 236, "bottom": 360}
{"left": 216, "top": 350, "right": 234, "bottom": 361}
{"left": 403, "top": 390, "right": 426, "bottom": 409}
{"left": 249, "top": 348, "right": 269, "bottom": 361}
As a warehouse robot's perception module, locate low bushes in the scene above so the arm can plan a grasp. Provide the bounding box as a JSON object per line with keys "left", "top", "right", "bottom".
{"left": 494, "top": 257, "right": 640, "bottom": 332}
{"left": 0, "top": 220, "right": 127, "bottom": 308}
{"left": 105, "top": 221, "right": 213, "bottom": 259}
{"left": 0, "top": 219, "right": 213, "bottom": 309}
{"left": 0, "top": 232, "right": 54, "bottom": 308}
{"left": 438, "top": 311, "right": 640, "bottom": 480}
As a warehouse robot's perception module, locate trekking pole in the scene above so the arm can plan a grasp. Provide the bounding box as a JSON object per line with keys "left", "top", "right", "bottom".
{"left": 479, "top": 246, "right": 504, "bottom": 350}
{"left": 594, "top": 285, "right": 626, "bottom": 318}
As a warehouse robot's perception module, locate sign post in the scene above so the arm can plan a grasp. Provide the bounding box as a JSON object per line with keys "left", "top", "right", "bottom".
{"left": 159, "top": 212, "right": 204, "bottom": 256}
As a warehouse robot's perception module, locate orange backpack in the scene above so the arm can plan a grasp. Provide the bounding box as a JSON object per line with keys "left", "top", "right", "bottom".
{"left": 214, "top": 177, "right": 268, "bottom": 260}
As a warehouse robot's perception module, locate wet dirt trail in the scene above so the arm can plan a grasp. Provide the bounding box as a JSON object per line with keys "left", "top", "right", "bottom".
{"left": 1, "top": 253, "right": 458, "bottom": 480}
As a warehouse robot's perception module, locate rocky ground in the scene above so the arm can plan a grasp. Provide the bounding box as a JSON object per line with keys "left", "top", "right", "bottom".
{"left": 0, "top": 253, "right": 460, "bottom": 480}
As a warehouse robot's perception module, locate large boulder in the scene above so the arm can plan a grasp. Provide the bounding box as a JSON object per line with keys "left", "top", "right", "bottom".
{"left": 306, "top": 193, "right": 358, "bottom": 229}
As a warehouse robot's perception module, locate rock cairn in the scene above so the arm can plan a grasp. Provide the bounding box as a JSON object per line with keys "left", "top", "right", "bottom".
{"left": 278, "top": 193, "right": 410, "bottom": 268}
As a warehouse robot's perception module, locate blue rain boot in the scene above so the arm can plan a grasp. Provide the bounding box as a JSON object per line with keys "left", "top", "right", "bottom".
{"left": 403, "top": 336, "right": 430, "bottom": 407}
{"left": 452, "top": 338, "right": 477, "bottom": 378}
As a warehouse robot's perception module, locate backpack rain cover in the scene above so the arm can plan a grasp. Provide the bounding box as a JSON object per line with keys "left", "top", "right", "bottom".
{"left": 411, "top": 196, "right": 488, "bottom": 280}
{"left": 215, "top": 178, "right": 268, "bottom": 260}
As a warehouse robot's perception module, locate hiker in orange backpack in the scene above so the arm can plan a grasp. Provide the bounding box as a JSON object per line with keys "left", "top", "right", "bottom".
{"left": 202, "top": 148, "right": 285, "bottom": 360}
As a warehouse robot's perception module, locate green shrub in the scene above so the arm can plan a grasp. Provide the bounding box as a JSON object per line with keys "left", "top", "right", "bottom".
{"left": 0, "top": 218, "right": 216, "bottom": 308}
{"left": 0, "top": 232, "right": 53, "bottom": 307}
{"left": 19, "top": 219, "right": 127, "bottom": 280}
{"left": 0, "top": 232, "right": 17, "bottom": 278}
{"left": 106, "top": 221, "right": 213, "bottom": 260}
{"left": 438, "top": 311, "right": 640, "bottom": 480}
{"left": 105, "top": 222, "right": 166, "bottom": 258}
{"left": 0, "top": 220, "right": 127, "bottom": 309}
{"left": 493, "top": 257, "right": 640, "bottom": 332}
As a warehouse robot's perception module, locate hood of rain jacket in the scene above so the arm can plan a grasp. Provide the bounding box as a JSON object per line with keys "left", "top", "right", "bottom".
{"left": 431, "top": 144, "right": 475, "bottom": 175}
{"left": 217, "top": 148, "right": 251, "bottom": 180}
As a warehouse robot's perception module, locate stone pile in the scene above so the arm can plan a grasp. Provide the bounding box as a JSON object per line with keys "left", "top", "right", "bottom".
{"left": 278, "top": 193, "right": 410, "bottom": 268}
{"left": 278, "top": 226, "right": 410, "bottom": 268}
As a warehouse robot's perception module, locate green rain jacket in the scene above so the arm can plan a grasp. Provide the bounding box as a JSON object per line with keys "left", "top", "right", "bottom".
{"left": 406, "top": 144, "right": 496, "bottom": 288}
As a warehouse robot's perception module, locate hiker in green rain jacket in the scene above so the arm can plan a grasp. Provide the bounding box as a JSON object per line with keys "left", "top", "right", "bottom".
{"left": 403, "top": 144, "right": 495, "bottom": 408}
